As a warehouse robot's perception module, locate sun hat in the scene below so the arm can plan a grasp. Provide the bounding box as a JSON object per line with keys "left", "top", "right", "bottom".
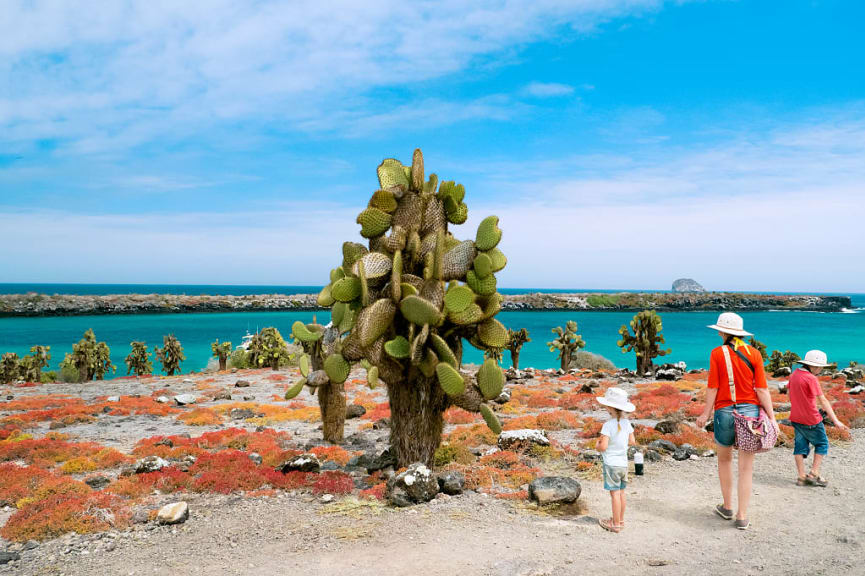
{"left": 597, "top": 387, "right": 635, "bottom": 413}
{"left": 707, "top": 312, "right": 752, "bottom": 337}
{"left": 797, "top": 350, "right": 830, "bottom": 368}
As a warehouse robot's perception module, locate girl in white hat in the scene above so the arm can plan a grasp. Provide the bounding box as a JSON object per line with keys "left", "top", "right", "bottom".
{"left": 596, "top": 387, "right": 636, "bottom": 533}
{"left": 789, "top": 350, "right": 849, "bottom": 487}
{"left": 696, "top": 312, "right": 779, "bottom": 530}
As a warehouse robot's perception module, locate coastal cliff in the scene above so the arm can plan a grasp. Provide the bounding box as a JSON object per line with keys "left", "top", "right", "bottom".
{"left": 0, "top": 291, "right": 852, "bottom": 317}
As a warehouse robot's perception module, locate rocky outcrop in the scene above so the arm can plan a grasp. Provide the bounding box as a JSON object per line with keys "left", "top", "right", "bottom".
{"left": 0, "top": 291, "right": 851, "bottom": 316}
{"left": 672, "top": 278, "right": 706, "bottom": 293}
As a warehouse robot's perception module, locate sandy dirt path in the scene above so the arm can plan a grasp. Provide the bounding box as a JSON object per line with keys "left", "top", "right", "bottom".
{"left": 11, "top": 431, "right": 862, "bottom": 576}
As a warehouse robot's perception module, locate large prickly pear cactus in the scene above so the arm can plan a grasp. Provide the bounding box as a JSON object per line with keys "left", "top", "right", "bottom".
{"left": 547, "top": 321, "right": 585, "bottom": 371}
{"left": 60, "top": 329, "right": 115, "bottom": 382}
{"left": 155, "top": 334, "right": 185, "bottom": 376}
{"left": 0, "top": 353, "right": 20, "bottom": 384}
{"left": 506, "top": 328, "right": 531, "bottom": 370}
{"left": 125, "top": 341, "right": 152, "bottom": 376}
{"left": 617, "top": 310, "right": 670, "bottom": 375}
{"left": 211, "top": 339, "right": 232, "bottom": 371}
{"left": 304, "top": 148, "right": 510, "bottom": 466}
{"left": 248, "top": 327, "right": 290, "bottom": 370}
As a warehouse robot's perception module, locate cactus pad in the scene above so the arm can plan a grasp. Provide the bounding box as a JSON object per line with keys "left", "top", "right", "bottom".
{"left": 353, "top": 251, "right": 392, "bottom": 282}
{"left": 370, "top": 189, "right": 398, "bottom": 213}
{"left": 342, "top": 242, "right": 368, "bottom": 270}
{"left": 292, "top": 321, "right": 322, "bottom": 343}
{"left": 444, "top": 284, "right": 475, "bottom": 313}
{"left": 299, "top": 354, "right": 311, "bottom": 377}
{"left": 466, "top": 270, "right": 497, "bottom": 296}
{"left": 367, "top": 365, "right": 379, "bottom": 389}
{"left": 331, "top": 277, "right": 361, "bottom": 302}
{"left": 356, "top": 299, "right": 396, "bottom": 347}
{"left": 429, "top": 333, "right": 458, "bottom": 368}
{"left": 477, "top": 358, "right": 504, "bottom": 400}
{"left": 399, "top": 295, "right": 443, "bottom": 326}
{"left": 316, "top": 284, "right": 335, "bottom": 307}
{"left": 377, "top": 158, "right": 410, "bottom": 191}
{"left": 473, "top": 252, "right": 493, "bottom": 279}
{"left": 448, "top": 302, "right": 484, "bottom": 325}
{"left": 411, "top": 148, "right": 424, "bottom": 191}
{"left": 384, "top": 336, "right": 410, "bottom": 359}
{"left": 442, "top": 240, "right": 476, "bottom": 281}
{"left": 435, "top": 362, "right": 465, "bottom": 397}
{"left": 284, "top": 378, "right": 306, "bottom": 400}
{"left": 480, "top": 404, "right": 502, "bottom": 435}
{"left": 324, "top": 353, "right": 351, "bottom": 384}
{"left": 478, "top": 319, "right": 508, "bottom": 348}
{"left": 475, "top": 216, "right": 502, "bottom": 251}
{"left": 484, "top": 248, "right": 507, "bottom": 273}
{"left": 357, "top": 207, "right": 393, "bottom": 238}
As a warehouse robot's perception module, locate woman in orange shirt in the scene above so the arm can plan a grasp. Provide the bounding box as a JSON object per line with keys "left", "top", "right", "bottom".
{"left": 696, "top": 313, "right": 779, "bottom": 531}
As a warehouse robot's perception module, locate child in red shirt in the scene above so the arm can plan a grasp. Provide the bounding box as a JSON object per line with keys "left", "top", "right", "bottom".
{"left": 788, "top": 350, "right": 848, "bottom": 487}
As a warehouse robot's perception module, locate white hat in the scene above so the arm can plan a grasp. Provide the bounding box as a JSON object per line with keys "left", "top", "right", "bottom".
{"left": 597, "top": 387, "right": 635, "bottom": 413}
{"left": 798, "top": 350, "right": 830, "bottom": 368}
{"left": 707, "top": 312, "right": 752, "bottom": 337}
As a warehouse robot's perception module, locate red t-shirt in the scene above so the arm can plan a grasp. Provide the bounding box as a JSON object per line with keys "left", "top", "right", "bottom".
{"left": 788, "top": 368, "right": 823, "bottom": 425}
{"left": 707, "top": 344, "right": 767, "bottom": 409}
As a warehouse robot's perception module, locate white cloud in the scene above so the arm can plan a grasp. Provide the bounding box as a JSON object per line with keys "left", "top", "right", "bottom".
{"left": 0, "top": 0, "right": 672, "bottom": 150}
{"left": 522, "top": 82, "right": 575, "bottom": 98}
{"left": 3, "top": 110, "right": 864, "bottom": 291}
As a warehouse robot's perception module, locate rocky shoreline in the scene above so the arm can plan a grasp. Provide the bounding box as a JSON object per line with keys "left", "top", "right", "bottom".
{"left": 0, "top": 291, "right": 851, "bottom": 317}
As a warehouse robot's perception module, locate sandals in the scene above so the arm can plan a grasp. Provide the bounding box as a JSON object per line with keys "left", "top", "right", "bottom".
{"left": 806, "top": 473, "right": 828, "bottom": 487}
{"left": 734, "top": 518, "right": 750, "bottom": 530}
{"left": 714, "top": 504, "right": 733, "bottom": 520}
{"left": 796, "top": 476, "right": 810, "bottom": 486}
{"left": 599, "top": 518, "right": 622, "bottom": 533}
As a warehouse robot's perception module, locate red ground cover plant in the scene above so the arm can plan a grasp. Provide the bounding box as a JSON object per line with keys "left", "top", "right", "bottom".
{"left": 310, "top": 445, "right": 355, "bottom": 466}
{"left": 831, "top": 399, "right": 865, "bottom": 427}
{"left": 558, "top": 392, "right": 597, "bottom": 411}
{"left": 361, "top": 402, "right": 391, "bottom": 421}
{"left": 494, "top": 490, "right": 529, "bottom": 500}
{"left": 660, "top": 425, "right": 714, "bottom": 451}
{"left": 107, "top": 467, "right": 192, "bottom": 498}
{"left": 479, "top": 450, "right": 521, "bottom": 469}
{"left": 502, "top": 415, "right": 540, "bottom": 430}
{"left": 826, "top": 426, "right": 852, "bottom": 441}
{"left": 0, "top": 463, "right": 52, "bottom": 506}
{"left": 579, "top": 417, "right": 603, "bottom": 439}
{"left": 0, "top": 434, "right": 129, "bottom": 471}
{"left": 444, "top": 407, "right": 477, "bottom": 425}
{"left": 536, "top": 410, "right": 580, "bottom": 430}
{"left": 177, "top": 407, "right": 222, "bottom": 426}
{"left": 190, "top": 450, "right": 272, "bottom": 493}
{"left": 443, "top": 424, "right": 498, "bottom": 448}
{"left": 99, "top": 396, "right": 180, "bottom": 417}
{"left": 631, "top": 384, "right": 692, "bottom": 419}
{"left": 1, "top": 492, "right": 131, "bottom": 542}
{"left": 633, "top": 425, "right": 662, "bottom": 445}
{"left": 133, "top": 428, "right": 296, "bottom": 467}
{"left": 310, "top": 471, "right": 354, "bottom": 495}
{"left": 359, "top": 483, "right": 386, "bottom": 500}
{"left": 458, "top": 463, "right": 538, "bottom": 491}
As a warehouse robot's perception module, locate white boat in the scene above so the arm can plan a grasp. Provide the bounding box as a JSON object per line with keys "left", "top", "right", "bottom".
{"left": 237, "top": 330, "right": 255, "bottom": 351}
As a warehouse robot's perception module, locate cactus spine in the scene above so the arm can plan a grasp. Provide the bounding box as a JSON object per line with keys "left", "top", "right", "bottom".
{"left": 314, "top": 148, "right": 510, "bottom": 467}
{"left": 547, "top": 321, "right": 585, "bottom": 371}
{"left": 154, "top": 334, "right": 185, "bottom": 376}
{"left": 617, "top": 310, "right": 670, "bottom": 375}
{"left": 125, "top": 341, "right": 152, "bottom": 376}
{"left": 506, "top": 328, "right": 530, "bottom": 370}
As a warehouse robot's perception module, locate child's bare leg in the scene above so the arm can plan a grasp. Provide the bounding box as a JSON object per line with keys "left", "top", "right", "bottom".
{"left": 795, "top": 454, "right": 807, "bottom": 479}
{"left": 811, "top": 453, "right": 824, "bottom": 476}
{"left": 716, "top": 445, "right": 734, "bottom": 509}
{"left": 610, "top": 491, "right": 622, "bottom": 525}
{"left": 736, "top": 450, "right": 755, "bottom": 520}
{"left": 620, "top": 490, "right": 627, "bottom": 526}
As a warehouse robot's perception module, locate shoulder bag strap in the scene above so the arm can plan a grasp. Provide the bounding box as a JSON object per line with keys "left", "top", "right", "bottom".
{"left": 721, "top": 345, "right": 736, "bottom": 403}
{"left": 728, "top": 344, "right": 755, "bottom": 374}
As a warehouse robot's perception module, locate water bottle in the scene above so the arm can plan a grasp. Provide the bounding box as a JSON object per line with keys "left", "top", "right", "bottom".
{"left": 634, "top": 451, "right": 644, "bottom": 476}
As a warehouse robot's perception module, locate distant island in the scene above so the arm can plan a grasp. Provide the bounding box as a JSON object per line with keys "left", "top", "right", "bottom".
{"left": 0, "top": 291, "right": 851, "bottom": 317}
{"left": 672, "top": 278, "right": 706, "bottom": 293}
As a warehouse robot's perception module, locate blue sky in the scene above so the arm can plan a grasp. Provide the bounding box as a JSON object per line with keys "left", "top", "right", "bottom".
{"left": 1, "top": 0, "right": 863, "bottom": 291}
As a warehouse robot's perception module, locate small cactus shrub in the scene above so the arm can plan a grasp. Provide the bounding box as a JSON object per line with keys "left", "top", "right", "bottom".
{"left": 124, "top": 341, "right": 152, "bottom": 376}
{"left": 154, "top": 335, "right": 185, "bottom": 376}
{"left": 59, "top": 329, "right": 115, "bottom": 382}
{"left": 506, "top": 328, "right": 530, "bottom": 370}
{"left": 547, "top": 321, "right": 585, "bottom": 371}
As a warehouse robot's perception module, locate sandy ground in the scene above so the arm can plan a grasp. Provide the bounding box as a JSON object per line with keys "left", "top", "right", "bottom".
{"left": 7, "top": 429, "right": 862, "bottom": 576}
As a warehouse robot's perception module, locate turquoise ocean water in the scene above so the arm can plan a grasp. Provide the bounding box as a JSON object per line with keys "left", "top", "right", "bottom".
{"left": 1, "top": 285, "right": 863, "bottom": 378}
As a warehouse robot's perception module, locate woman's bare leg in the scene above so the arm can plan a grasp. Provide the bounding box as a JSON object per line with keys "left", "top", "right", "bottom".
{"left": 716, "top": 445, "right": 734, "bottom": 509}
{"left": 737, "top": 450, "right": 755, "bottom": 520}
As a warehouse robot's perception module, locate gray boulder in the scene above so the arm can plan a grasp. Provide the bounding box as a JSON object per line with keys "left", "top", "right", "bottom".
{"left": 528, "top": 477, "right": 581, "bottom": 505}
{"left": 134, "top": 455, "right": 168, "bottom": 474}
{"left": 498, "top": 429, "right": 549, "bottom": 451}
{"left": 437, "top": 471, "right": 465, "bottom": 495}
{"left": 346, "top": 404, "right": 367, "bottom": 419}
{"left": 0, "top": 551, "right": 21, "bottom": 565}
{"left": 277, "top": 453, "right": 321, "bottom": 473}
{"left": 234, "top": 379, "right": 251, "bottom": 388}
{"left": 386, "top": 463, "right": 439, "bottom": 507}
{"left": 156, "top": 501, "right": 189, "bottom": 525}
{"left": 654, "top": 419, "right": 680, "bottom": 434}
{"left": 648, "top": 439, "right": 677, "bottom": 453}
{"left": 173, "top": 394, "right": 198, "bottom": 406}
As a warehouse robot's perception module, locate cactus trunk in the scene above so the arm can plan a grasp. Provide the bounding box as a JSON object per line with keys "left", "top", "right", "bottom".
{"left": 388, "top": 372, "right": 448, "bottom": 467}
{"left": 218, "top": 357, "right": 227, "bottom": 371}
{"left": 318, "top": 382, "right": 346, "bottom": 444}
{"left": 510, "top": 349, "right": 520, "bottom": 370}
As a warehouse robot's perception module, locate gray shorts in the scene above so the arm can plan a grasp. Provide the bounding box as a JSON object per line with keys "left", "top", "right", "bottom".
{"left": 603, "top": 464, "right": 628, "bottom": 491}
